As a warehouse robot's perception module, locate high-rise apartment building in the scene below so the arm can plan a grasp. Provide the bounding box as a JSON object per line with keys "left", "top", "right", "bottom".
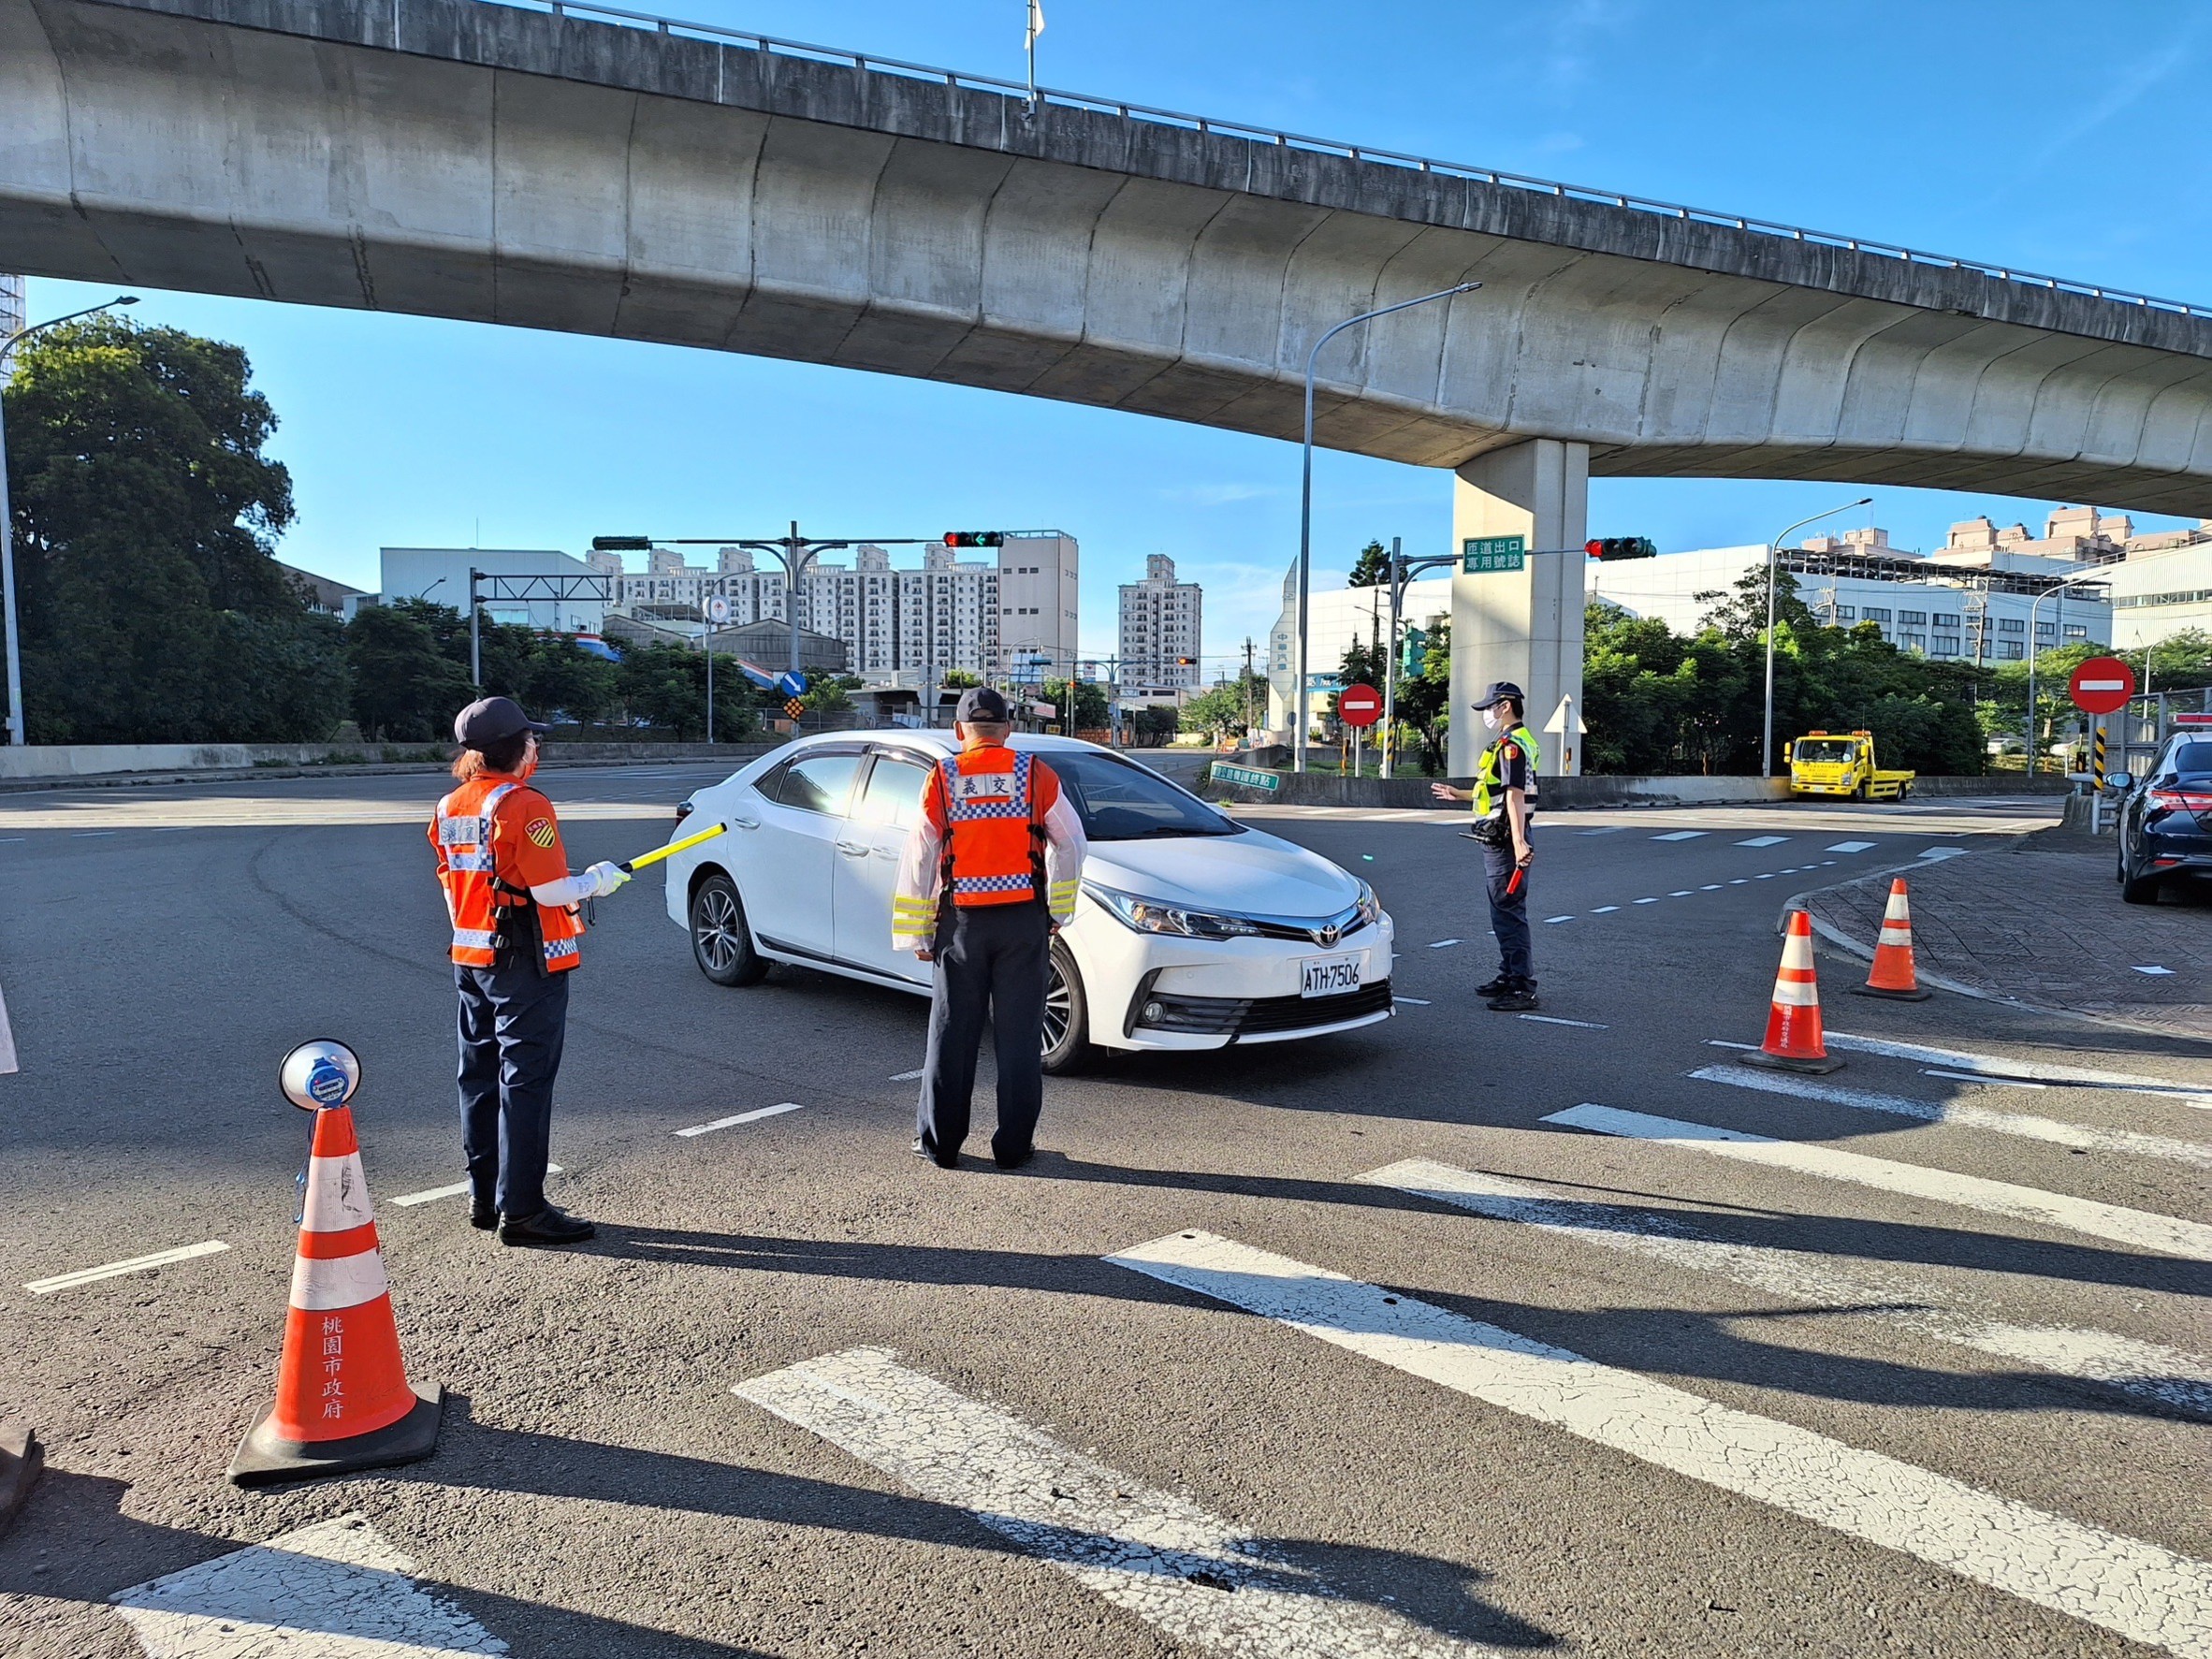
{"left": 1118, "top": 554, "right": 1203, "bottom": 693}
{"left": 593, "top": 534, "right": 1078, "bottom": 681}
{"left": 0, "top": 275, "right": 24, "bottom": 340}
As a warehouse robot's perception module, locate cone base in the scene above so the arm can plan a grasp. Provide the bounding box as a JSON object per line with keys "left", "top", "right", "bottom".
{"left": 227, "top": 1384, "right": 443, "bottom": 1488}
{"left": 1739, "top": 1047, "right": 1845, "bottom": 1075}
{"left": 0, "top": 1420, "right": 41, "bottom": 1538}
{"left": 1851, "top": 983, "right": 1932, "bottom": 1001}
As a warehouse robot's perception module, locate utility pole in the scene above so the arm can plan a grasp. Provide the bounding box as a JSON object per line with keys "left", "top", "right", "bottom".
{"left": 1242, "top": 636, "right": 1256, "bottom": 742}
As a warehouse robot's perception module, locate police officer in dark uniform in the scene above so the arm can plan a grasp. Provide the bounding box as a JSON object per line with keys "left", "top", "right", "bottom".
{"left": 1431, "top": 681, "right": 1540, "bottom": 1011}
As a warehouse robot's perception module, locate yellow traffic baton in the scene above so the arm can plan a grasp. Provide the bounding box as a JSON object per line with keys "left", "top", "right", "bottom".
{"left": 618, "top": 821, "right": 727, "bottom": 875}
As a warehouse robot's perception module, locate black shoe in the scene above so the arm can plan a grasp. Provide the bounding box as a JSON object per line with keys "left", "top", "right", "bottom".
{"left": 1474, "top": 973, "right": 1513, "bottom": 997}
{"left": 912, "top": 1138, "right": 960, "bottom": 1169}
{"left": 469, "top": 1199, "right": 497, "bottom": 1231}
{"left": 498, "top": 1204, "right": 595, "bottom": 1247}
{"left": 993, "top": 1146, "right": 1036, "bottom": 1171}
{"left": 1486, "top": 984, "right": 1539, "bottom": 1012}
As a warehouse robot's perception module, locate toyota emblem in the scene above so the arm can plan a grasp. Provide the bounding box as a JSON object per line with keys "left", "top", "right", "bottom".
{"left": 1316, "top": 924, "right": 1341, "bottom": 948}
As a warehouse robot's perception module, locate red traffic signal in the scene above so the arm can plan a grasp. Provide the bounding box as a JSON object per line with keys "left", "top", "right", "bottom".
{"left": 943, "top": 531, "right": 1005, "bottom": 548}
{"left": 1586, "top": 536, "right": 1658, "bottom": 560}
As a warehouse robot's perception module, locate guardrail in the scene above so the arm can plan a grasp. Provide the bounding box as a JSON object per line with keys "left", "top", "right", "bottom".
{"left": 491, "top": 0, "right": 2212, "bottom": 323}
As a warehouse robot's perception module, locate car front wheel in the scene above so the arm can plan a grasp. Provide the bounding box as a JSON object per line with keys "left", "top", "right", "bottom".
{"left": 1041, "top": 939, "right": 1091, "bottom": 1074}
{"left": 691, "top": 870, "right": 768, "bottom": 985}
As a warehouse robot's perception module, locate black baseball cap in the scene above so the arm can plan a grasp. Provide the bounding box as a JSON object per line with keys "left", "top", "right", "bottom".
{"left": 954, "top": 685, "right": 1012, "bottom": 724}
{"left": 454, "top": 695, "right": 551, "bottom": 749}
{"left": 1471, "top": 681, "right": 1525, "bottom": 711}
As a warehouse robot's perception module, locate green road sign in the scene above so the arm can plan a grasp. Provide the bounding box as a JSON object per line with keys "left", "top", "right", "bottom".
{"left": 1209, "top": 764, "right": 1282, "bottom": 793}
{"left": 1462, "top": 535, "right": 1526, "bottom": 574}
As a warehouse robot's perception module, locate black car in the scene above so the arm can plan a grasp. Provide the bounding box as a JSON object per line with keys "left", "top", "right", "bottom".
{"left": 2114, "top": 733, "right": 2212, "bottom": 903}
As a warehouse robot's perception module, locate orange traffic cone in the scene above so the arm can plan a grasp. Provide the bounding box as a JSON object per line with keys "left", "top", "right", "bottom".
{"left": 229, "top": 1042, "right": 441, "bottom": 1486}
{"left": 1852, "top": 879, "right": 1932, "bottom": 1001}
{"left": 1739, "top": 909, "right": 1844, "bottom": 1074}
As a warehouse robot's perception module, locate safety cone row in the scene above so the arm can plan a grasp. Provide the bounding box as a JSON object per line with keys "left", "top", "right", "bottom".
{"left": 1739, "top": 908, "right": 1845, "bottom": 1074}
{"left": 1851, "top": 878, "right": 1932, "bottom": 1000}
{"left": 228, "top": 1089, "right": 442, "bottom": 1487}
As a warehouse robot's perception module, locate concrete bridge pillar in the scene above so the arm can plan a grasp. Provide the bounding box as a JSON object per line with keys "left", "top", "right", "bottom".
{"left": 1447, "top": 439, "right": 1589, "bottom": 779}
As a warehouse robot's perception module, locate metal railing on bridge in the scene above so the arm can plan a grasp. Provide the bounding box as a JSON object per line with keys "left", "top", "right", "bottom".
{"left": 488, "top": 0, "right": 2212, "bottom": 323}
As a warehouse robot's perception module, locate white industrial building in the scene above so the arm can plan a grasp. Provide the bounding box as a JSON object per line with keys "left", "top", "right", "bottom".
{"left": 1118, "top": 555, "right": 1204, "bottom": 695}
{"left": 1267, "top": 575, "right": 1452, "bottom": 732}
{"left": 369, "top": 548, "right": 607, "bottom": 633}
{"left": 2102, "top": 542, "right": 2212, "bottom": 650}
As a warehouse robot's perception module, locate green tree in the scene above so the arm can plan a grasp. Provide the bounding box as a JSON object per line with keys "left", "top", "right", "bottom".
{"left": 1392, "top": 621, "right": 1453, "bottom": 775}
{"left": 3, "top": 317, "right": 347, "bottom": 741}
{"left": 941, "top": 668, "right": 982, "bottom": 690}
{"left": 1697, "top": 561, "right": 1815, "bottom": 642}
{"left": 1180, "top": 667, "right": 1267, "bottom": 739}
{"left": 343, "top": 604, "right": 475, "bottom": 741}
{"left": 1346, "top": 540, "right": 1391, "bottom": 587}
{"left": 526, "top": 635, "right": 619, "bottom": 726}
{"left": 1041, "top": 676, "right": 1109, "bottom": 730}
{"left": 1128, "top": 705, "right": 1180, "bottom": 747}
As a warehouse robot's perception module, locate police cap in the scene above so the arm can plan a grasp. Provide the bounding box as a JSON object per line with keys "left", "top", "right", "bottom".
{"left": 1471, "top": 681, "right": 1524, "bottom": 711}
{"left": 954, "top": 685, "right": 1013, "bottom": 725}
{"left": 454, "top": 695, "right": 551, "bottom": 749}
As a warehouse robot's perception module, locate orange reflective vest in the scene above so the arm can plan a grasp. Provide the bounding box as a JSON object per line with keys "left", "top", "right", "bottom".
{"left": 934, "top": 747, "right": 1051, "bottom": 909}
{"left": 432, "top": 778, "right": 583, "bottom": 972}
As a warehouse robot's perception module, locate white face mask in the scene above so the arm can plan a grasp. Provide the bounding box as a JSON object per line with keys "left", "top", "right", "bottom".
{"left": 1481, "top": 707, "right": 1502, "bottom": 731}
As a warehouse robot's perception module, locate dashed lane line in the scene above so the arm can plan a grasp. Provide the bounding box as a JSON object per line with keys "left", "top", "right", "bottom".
{"left": 1521, "top": 1014, "right": 1608, "bottom": 1029}
{"left": 1827, "top": 840, "right": 1877, "bottom": 852}
{"left": 389, "top": 1165, "right": 564, "bottom": 1208}
{"left": 1546, "top": 1103, "right": 2212, "bottom": 1262}
{"left": 1361, "top": 1159, "right": 2212, "bottom": 1419}
{"left": 1736, "top": 836, "right": 1790, "bottom": 847}
{"left": 736, "top": 1346, "right": 1503, "bottom": 1659}
{"left": 1428, "top": 939, "right": 1462, "bottom": 949}
{"left": 1688, "top": 1066, "right": 2212, "bottom": 1171}
{"left": 111, "top": 1513, "right": 503, "bottom": 1658}
{"left": 1544, "top": 914, "right": 1575, "bottom": 924}
{"left": 675, "top": 1100, "right": 806, "bottom": 1138}
{"left": 890, "top": 1068, "right": 925, "bottom": 1082}
{"left": 0, "top": 978, "right": 14, "bottom": 1075}
{"left": 1699, "top": 883, "right": 1722, "bottom": 891}
{"left": 1633, "top": 897, "right": 1660, "bottom": 905}
{"left": 1591, "top": 905, "right": 1621, "bottom": 913}
{"left": 1108, "top": 1230, "right": 2212, "bottom": 1659}
{"left": 1393, "top": 997, "right": 1433, "bottom": 1006}
{"left": 26, "top": 1240, "right": 229, "bottom": 1296}
{"left": 1819, "top": 1033, "right": 2212, "bottom": 1108}
{"left": 1652, "top": 830, "right": 1708, "bottom": 841}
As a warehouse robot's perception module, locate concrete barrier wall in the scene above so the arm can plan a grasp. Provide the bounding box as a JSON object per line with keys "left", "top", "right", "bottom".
{"left": 0, "top": 738, "right": 782, "bottom": 780}
{"left": 1200, "top": 765, "right": 2072, "bottom": 810}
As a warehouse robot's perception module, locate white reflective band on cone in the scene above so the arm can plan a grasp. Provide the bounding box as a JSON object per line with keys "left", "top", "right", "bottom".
{"left": 1881, "top": 924, "right": 1914, "bottom": 943}
{"left": 301, "top": 1153, "right": 376, "bottom": 1234}
{"left": 1781, "top": 933, "right": 1815, "bottom": 970}
{"left": 289, "top": 1249, "right": 390, "bottom": 1312}
{"left": 1771, "top": 980, "right": 1818, "bottom": 1008}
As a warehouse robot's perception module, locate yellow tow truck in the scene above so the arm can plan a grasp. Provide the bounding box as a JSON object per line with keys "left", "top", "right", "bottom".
{"left": 1785, "top": 729, "right": 1915, "bottom": 801}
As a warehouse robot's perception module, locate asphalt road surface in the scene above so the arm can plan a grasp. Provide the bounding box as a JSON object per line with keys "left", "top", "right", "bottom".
{"left": 1, "top": 762, "right": 2206, "bottom": 1658}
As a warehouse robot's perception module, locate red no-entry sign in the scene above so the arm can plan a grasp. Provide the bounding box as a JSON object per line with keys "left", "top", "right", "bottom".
{"left": 1338, "top": 684, "right": 1383, "bottom": 728}
{"left": 2069, "top": 657, "right": 2136, "bottom": 716}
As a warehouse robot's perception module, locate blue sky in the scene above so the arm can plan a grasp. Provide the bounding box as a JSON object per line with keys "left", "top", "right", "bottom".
{"left": 26, "top": 0, "right": 2211, "bottom": 667}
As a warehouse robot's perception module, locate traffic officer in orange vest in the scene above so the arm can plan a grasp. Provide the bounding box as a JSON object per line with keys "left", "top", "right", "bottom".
{"left": 430, "top": 696, "right": 627, "bottom": 1246}
{"left": 893, "top": 686, "right": 1086, "bottom": 1168}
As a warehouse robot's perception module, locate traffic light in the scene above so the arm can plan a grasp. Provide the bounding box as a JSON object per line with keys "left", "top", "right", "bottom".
{"left": 1175, "top": 656, "right": 1197, "bottom": 666}
{"left": 591, "top": 535, "right": 653, "bottom": 552}
{"left": 1585, "top": 536, "right": 1658, "bottom": 560}
{"left": 1400, "top": 625, "right": 1427, "bottom": 677}
{"left": 942, "top": 531, "right": 1005, "bottom": 548}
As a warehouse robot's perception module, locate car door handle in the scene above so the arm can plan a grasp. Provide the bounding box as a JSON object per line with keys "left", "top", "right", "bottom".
{"left": 729, "top": 817, "right": 759, "bottom": 831}
{"left": 837, "top": 842, "right": 870, "bottom": 857}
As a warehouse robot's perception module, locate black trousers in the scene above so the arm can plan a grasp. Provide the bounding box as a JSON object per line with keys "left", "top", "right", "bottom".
{"left": 917, "top": 901, "right": 1051, "bottom": 1161}
{"left": 1482, "top": 841, "right": 1534, "bottom": 982}
{"left": 456, "top": 953, "right": 570, "bottom": 1218}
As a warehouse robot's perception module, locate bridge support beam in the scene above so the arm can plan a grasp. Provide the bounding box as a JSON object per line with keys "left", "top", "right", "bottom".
{"left": 1448, "top": 440, "right": 1588, "bottom": 779}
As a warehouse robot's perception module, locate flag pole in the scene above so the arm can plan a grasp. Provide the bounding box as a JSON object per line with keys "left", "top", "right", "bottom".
{"left": 1024, "top": 0, "right": 1042, "bottom": 116}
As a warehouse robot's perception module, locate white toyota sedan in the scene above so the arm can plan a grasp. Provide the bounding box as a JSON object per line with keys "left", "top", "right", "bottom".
{"left": 661, "top": 732, "right": 1395, "bottom": 1070}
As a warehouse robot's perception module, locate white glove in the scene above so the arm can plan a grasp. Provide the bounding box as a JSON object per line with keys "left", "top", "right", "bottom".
{"left": 587, "top": 860, "right": 630, "bottom": 897}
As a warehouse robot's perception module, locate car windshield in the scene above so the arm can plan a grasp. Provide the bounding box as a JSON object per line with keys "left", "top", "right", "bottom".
{"left": 1041, "top": 750, "right": 1244, "bottom": 841}
{"left": 1795, "top": 739, "right": 1856, "bottom": 764}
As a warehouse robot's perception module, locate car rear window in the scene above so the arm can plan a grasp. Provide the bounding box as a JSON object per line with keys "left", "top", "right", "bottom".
{"left": 853, "top": 755, "right": 932, "bottom": 830}
{"left": 775, "top": 752, "right": 865, "bottom": 816}
{"left": 2164, "top": 741, "right": 2212, "bottom": 779}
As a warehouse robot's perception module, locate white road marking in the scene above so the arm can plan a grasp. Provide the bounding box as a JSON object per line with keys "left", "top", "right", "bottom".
{"left": 1754, "top": 872, "right": 1776, "bottom": 879}
{"left": 389, "top": 1165, "right": 564, "bottom": 1208}
{"left": 1669, "top": 889, "right": 1694, "bottom": 896}
{"left": 1736, "top": 835, "right": 1790, "bottom": 847}
{"left": 1107, "top": 1230, "right": 2212, "bottom": 1658}
{"left": 1699, "top": 883, "right": 1722, "bottom": 891}
{"left": 1652, "top": 830, "right": 1708, "bottom": 841}
{"left": 1826, "top": 840, "right": 1877, "bottom": 852}
{"left": 2136, "top": 966, "right": 2178, "bottom": 977}
{"left": 111, "top": 1513, "right": 504, "bottom": 1658}
{"left": 1427, "top": 939, "right": 1461, "bottom": 948}
{"left": 1546, "top": 1104, "right": 2212, "bottom": 1262}
{"left": 70, "top": 830, "right": 116, "bottom": 837}
{"left": 1521, "top": 1014, "right": 1608, "bottom": 1029}
{"left": 1925, "top": 1067, "right": 2045, "bottom": 1089}
{"left": 736, "top": 1347, "right": 1500, "bottom": 1659}
{"left": 1918, "top": 847, "right": 1967, "bottom": 861}
{"left": 0, "top": 979, "right": 15, "bottom": 1075}
{"left": 1688, "top": 1066, "right": 2212, "bottom": 1171}
{"left": 26, "top": 1240, "right": 229, "bottom": 1296}
{"left": 1361, "top": 1159, "right": 2212, "bottom": 1419}
{"left": 1728, "top": 877, "right": 1749, "bottom": 884}
{"left": 1578, "top": 826, "right": 1623, "bottom": 835}
{"left": 890, "top": 1068, "right": 925, "bottom": 1081}
{"left": 1822, "top": 1032, "right": 2212, "bottom": 1107}
{"left": 1591, "top": 905, "right": 1621, "bottom": 913}
{"left": 1393, "top": 997, "right": 1433, "bottom": 1006}
{"left": 1544, "top": 914, "right": 1575, "bottom": 924}
{"left": 1634, "top": 896, "right": 1660, "bottom": 905}
{"left": 675, "top": 1100, "right": 806, "bottom": 1138}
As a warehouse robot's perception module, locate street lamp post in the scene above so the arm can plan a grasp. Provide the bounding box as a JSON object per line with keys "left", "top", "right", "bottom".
{"left": 0, "top": 294, "right": 138, "bottom": 744}
{"left": 1294, "top": 281, "right": 1479, "bottom": 773}
{"left": 2024, "top": 573, "right": 2108, "bottom": 778}
{"left": 1760, "top": 496, "right": 1872, "bottom": 778}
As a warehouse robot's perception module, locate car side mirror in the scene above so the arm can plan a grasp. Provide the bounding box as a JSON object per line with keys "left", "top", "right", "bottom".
{"left": 2107, "top": 772, "right": 2134, "bottom": 792}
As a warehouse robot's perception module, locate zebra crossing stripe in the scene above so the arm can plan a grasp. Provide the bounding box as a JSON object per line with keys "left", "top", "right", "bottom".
{"left": 736, "top": 1346, "right": 1505, "bottom": 1658}
{"left": 1359, "top": 1159, "right": 2212, "bottom": 1419}
{"left": 1688, "top": 1066, "right": 2212, "bottom": 1171}
{"left": 1545, "top": 1105, "right": 2212, "bottom": 1262}
{"left": 1108, "top": 1230, "right": 2212, "bottom": 1658}
{"left": 1822, "top": 1033, "right": 2212, "bottom": 1107}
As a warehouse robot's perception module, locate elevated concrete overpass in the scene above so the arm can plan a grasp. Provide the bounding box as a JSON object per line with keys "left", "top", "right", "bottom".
{"left": 7, "top": 0, "right": 2212, "bottom": 769}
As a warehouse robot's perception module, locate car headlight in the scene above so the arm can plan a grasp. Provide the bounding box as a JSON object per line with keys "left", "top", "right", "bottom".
{"left": 1354, "top": 880, "right": 1382, "bottom": 931}
{"left": 1088, "top": 884, "right": 1263, "bottom": 939}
